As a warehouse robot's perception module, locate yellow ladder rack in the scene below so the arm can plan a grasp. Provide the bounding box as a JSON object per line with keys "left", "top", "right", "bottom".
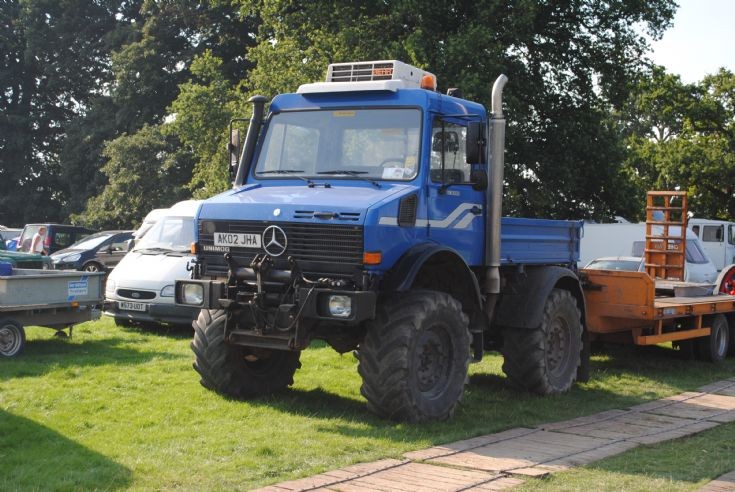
{"left": 645, "top": 191, "right": 688, "bottom": 281}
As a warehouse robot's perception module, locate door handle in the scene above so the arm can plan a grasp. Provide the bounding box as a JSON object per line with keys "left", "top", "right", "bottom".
{"left": 470, "top": 206, "right": 482, "bottom": 215}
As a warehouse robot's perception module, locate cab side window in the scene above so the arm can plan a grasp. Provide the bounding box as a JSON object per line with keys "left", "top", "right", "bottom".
{"left": 430, "top": 119, "right": 470, "bottom": 184}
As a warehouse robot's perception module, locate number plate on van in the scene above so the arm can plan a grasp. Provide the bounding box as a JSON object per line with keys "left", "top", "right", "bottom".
{"left": 119, "top": 301, "right": 146, "bottom": 312}
{"left": 213, "top": 233, "right": 262, "bottom": 248}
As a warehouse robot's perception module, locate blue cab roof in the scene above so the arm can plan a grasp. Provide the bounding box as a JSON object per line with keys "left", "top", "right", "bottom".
{"left": 269, "top": 88, "right": 487, "bottom": 119}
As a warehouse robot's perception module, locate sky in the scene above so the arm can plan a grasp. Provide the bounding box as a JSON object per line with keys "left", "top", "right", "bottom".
{"left": 649, "top": 0, "right": 735, "bottom": 83}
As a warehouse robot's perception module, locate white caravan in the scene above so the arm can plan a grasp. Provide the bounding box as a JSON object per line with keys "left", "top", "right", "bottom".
{"left": 105, "top": 200, "right": 202, "bottom": 327}
{"left": 689, "top": 218, "right": 735, "bottom": 272}
{"left": 580, "top": 222, "right": 718, "bottom": 283}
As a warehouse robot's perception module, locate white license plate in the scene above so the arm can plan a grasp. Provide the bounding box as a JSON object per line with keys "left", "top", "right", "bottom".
{"left": 119, "top": 301, "right": 146, "bottom": 312}
{"left": 213, "top": 232, "right": 261, "bottom": 248}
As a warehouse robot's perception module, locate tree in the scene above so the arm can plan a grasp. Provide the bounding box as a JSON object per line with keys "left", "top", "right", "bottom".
{"left": 74, "top": 124, "right": 194, "bottom": 229}
{"left": 623, "top": 68, "right": 735, "bottom": 219}
{"left": 73, "top": 0, "right": 259, "bottom": 223}
{"left": 0, "top": 0, "right": 125, "bottom": 226}
{"left": 240, "top": 0, "right": 677, "bottom": 221}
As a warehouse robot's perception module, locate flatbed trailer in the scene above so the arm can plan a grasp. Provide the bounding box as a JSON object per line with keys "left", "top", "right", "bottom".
{"left": 582, "top": 269, "right": 734, "bottom": 344}
{"left": 581, "top": 191, "right": 735, "bottom": 360}
{"left": 0, "top": 268, "right": 104, "bottom": 357}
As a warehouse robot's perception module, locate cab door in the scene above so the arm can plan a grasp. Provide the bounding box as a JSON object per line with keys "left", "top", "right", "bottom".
{"left": 426, "top": 117, "right": 485, "bottom": 266}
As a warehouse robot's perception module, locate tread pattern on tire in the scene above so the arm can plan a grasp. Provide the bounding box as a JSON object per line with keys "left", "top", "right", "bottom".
{"left": 501, "top": 289, "right": 582, "bottom": 395}
{"left": 356, "top": 291, "right": 470, "bottom": 422}
{"left": 191, "top": 309, "right": 300, "bottom": 398}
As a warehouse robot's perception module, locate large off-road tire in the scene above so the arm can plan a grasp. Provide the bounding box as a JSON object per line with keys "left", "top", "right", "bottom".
{"left": 0, "top": 318, "right": 25, "bottom": 358}
{"left": 502, "top": 289, "right": 582, "bottom": 395}
{"left": 356, "top": 291, "right": 471, "bottom": 422}
{"left": 191, "top": 309, "right": 301, "bottom": 398}
{"left": 695, "top": 314, "right": 729, "bottom": 363}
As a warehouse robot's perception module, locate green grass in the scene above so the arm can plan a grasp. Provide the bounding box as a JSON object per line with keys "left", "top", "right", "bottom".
{"left": 519, "top": 421, "right": 735, "bottom": 491}
{"left": 1, "top": 318, "right": 734, "bottom": 490}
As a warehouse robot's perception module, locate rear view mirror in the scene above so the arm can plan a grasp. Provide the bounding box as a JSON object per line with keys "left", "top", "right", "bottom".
{"left": 228, "top": 127, "right": 241, "bottom": 183}
{"left": 466, "top": 121, "right": 485, "bottom": 164}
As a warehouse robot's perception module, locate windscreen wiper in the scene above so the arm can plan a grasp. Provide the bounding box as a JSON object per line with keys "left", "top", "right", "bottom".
{"left": 316, "top": 170, "right": 380, "bottom": 188}
{"left": 257, "top": 169, "right": 329, "bottom": 188}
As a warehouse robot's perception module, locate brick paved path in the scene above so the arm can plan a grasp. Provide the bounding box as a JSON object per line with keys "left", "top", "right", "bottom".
{"left": 700, "top": 471, "right": 735, "bottom": 492}
{"left": 255, "top": 378, "right": 735, "bottom": 492}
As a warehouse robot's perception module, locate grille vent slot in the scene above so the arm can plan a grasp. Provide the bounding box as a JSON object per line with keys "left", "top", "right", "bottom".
{"left": 293, "top": 210, "right": 314, "bottom": 219}
{"left": 398, "top": 194, "right": 418, "bottom": 227}
{"left": 117, "top": 289, "right": 156, "bottom": 300}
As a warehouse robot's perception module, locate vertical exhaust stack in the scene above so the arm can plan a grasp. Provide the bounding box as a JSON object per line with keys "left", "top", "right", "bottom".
{"left": 484, "top": 75, "right": 508, "bottom": 316}
{"left": 235, "top": 95, "right": 267, "bottom": 187}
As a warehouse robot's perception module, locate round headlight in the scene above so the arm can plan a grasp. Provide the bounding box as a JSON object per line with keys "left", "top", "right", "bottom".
{"left": 183, "top": 284, "right": 204, "bottom": 306}
{"left": 328, "top": 295, "right": 352, "bottom": 318}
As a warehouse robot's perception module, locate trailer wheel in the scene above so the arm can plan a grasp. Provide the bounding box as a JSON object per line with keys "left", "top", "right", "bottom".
{"left": 356, "top": 291, "right": 470, "bottom": 422}
{"left": 0, "top": 318, "right": 25, "bottom": 357}
{"left": 502, "top": 289, "right": 582, "bottom": 395}
{"left": 715, "top": 265, "right": 735, "bottom": 296}
{"left": 696, "top": 314, "right": 729, "bottom": 363}
{"left": 191, "top": 309, "right": 301, "bottom": 398}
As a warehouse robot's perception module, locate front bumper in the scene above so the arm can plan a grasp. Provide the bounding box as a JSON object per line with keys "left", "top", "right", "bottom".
{"left": 104, "top": 300, "right": 200, "bottom": 326}
{"left": 175, "top": 279, "right": 376, "bottom": 325}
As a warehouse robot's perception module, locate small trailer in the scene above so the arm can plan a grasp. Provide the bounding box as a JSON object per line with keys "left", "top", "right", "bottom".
{"left": 582, "top": 191, "right": 735, "bottom": 360}
{"left": 0, "top": 268, "right": 104, "bottom": 357}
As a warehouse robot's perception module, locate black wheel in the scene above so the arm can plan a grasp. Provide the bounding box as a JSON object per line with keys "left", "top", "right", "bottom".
{"left": 502, "top": 289, "right": 582, "bottom": 395}
{"left": 83, "top": 262, "right": 103, "bottom": 273}
{"left": 356, "top": 291, "right": 470, "bottom": 422}
{"left": 0, "top": 318, "right": 25, "bottom": 357}
{"left": 695, "top": 314, "right": 729, "bottom": 363}
{"left": 191, "top": 309, "right": 301, "bottom": 398}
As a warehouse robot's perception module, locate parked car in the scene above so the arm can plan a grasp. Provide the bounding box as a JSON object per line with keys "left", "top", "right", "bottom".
{"left": 0, "top": 241, "right": 52, "bottom": 269}
{"left": 104, "top": 200, "right": 202, "bottom": 328}
{"left": 17, "top": 224, "right": 97, "bottom": 255}
{"left": 50, "top": 230, "right": 134, "bottom": 272}
{"left": 0, "top": 227, "right": 22, "bottom": 250}
{"left": 583, "top": 256, "right": 644, "bottom": 272}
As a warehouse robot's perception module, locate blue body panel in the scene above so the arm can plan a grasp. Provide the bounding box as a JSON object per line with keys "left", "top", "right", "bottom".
{"left": 196, "top": 87, "right": 581, "bottom": 274}
{"left": 500, "top": 217, "right": 582, "bottom": 265}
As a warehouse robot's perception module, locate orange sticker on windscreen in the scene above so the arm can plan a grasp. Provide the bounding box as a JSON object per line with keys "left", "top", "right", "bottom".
{"left": 333, "top": 111, "right": 355, "bottom": 117}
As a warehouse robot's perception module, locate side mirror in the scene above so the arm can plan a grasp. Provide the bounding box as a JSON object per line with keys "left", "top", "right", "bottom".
{"left": 228, "top": 126, "right": 241, "bottom": 183}
{"left": 466, "top": 121, "right": 485, "bottom": 164}
{"left": 470, "top": 169, "right": 488, "bottom": 191}
{"left": 126, "top": 239, "right": 135, "bottom": 252}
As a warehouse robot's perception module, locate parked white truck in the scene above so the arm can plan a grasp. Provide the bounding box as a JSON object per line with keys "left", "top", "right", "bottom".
{"left": 689, "top": 218, "right": 735, "bottom": 272}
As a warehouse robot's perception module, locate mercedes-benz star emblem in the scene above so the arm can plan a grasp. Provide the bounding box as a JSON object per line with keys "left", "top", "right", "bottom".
{"left": 262, "top": 225, "right": 287, "bottom": 257}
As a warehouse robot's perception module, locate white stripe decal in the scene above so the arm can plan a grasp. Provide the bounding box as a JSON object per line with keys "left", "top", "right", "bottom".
{"left": 379, "top": 202, "right": 482, "bottom": 229}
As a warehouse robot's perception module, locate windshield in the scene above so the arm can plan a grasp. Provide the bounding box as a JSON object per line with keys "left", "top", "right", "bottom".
{"left": 253, "top": 108, "right": 421, "bottom": 181}
{"left": 66, "top": 233, "right": 114, "bottom": 251}
{"left": 134, "top": 216, "right": 194, "bottom": 252}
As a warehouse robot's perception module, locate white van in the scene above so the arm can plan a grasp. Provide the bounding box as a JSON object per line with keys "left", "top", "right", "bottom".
{"left": 104, "top": 200, "right": 202, "bottom": 327}
{"left": 133, "top": 207, "right": 169, "bottom": 241}
{"left": 689, "top": 218, "right": 735, "bottom": 271}
{"left": 580, "top": 223, "right": 718, "bottom": 284}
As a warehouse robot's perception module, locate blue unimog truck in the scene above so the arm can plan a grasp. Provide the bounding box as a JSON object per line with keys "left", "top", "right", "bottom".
{"left": 176, "top": 61, "right": 586, "bottom": 421}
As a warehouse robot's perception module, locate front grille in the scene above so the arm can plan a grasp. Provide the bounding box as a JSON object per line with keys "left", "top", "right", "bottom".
{"left": 117, "top": 289, "right": 156, "bottom": 300}
{"left": 199, "top": 221, "right": 363, "bottom": 278}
